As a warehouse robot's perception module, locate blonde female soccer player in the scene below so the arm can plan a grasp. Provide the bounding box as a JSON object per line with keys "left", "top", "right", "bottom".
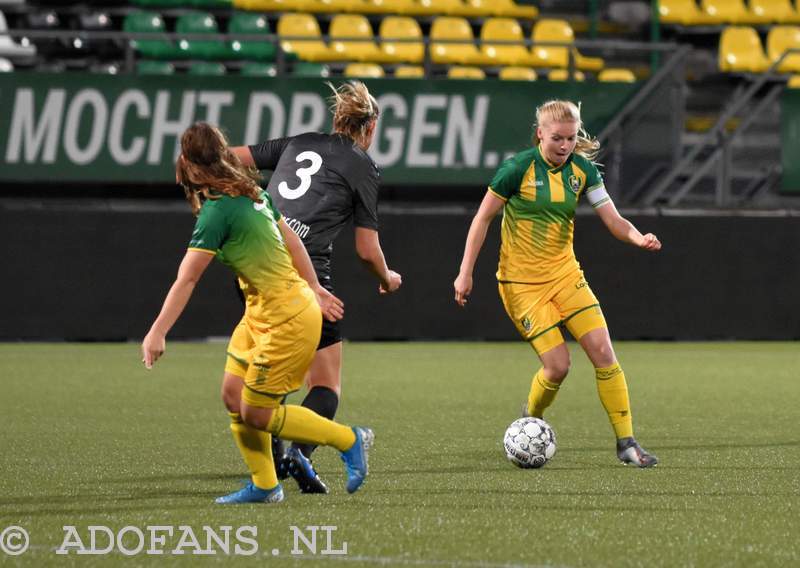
{"left": 232, "top": 81, "right": 401, "bottom": 493}
{"left": 453, "top": 100, "right": 660, "bottom": 467}
{"left": 141, "top": 122, "right": 373, "bottom": 503}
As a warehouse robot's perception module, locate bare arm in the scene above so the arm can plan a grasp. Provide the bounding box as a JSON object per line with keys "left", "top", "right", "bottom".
{"left": 279, "top": 219, "right": 344, "bottom": 322}
{"left": 354, "top": 227, "right": 402, "bottom": 294}
{"left": 231, "top": 146, "right": 255, "bottom": 168}
{"left": 454, "top": 192, "right": 505, "bottom": 306}
{"left": 142, "top": 250, "right": 214, "bottom": 368}
{"left": 595, "top": 201, "right": 661, "bottom": 251}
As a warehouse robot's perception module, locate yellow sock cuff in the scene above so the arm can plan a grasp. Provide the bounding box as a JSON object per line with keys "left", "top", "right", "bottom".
{"left": 228, "top": 412, "right": 243, "bottom": 424}
{"left": 538, "top": 374, "right": 561, "bottom": 391}
{"left": 595, "top": 362, "right": 622, "bottom": 380}
{"left": 266, "top": 405, "right": 286, "bottom": 435}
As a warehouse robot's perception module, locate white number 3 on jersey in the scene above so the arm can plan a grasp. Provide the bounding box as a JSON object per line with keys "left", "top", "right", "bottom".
{"left": 278, "top": 151, "right": 322, "bottom": 200}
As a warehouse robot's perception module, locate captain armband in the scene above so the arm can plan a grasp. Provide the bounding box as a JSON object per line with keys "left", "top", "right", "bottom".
{"left": 585, "top": 184, "right": 611, "bottom": 209}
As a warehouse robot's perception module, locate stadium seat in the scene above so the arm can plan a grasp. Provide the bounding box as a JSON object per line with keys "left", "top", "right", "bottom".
{"left": 175, "top": 12, "right": 229, "bottom": 60}
{"left": 136, "top": 60, "right": 175, "bottom": 74}
{"left": 531, "top": 19, "right": 604, "bottom": 71}
{"left": 499, "top": 66, "right": 537, "bottom": 80}
{"left": 0, "top": 56, "right": 13, "bottom": 71}
{"left": 89, "top": 62, "right": 120, "bottom": 74}
{"left": 750, "top": 0, "right": 800, "bottom": 23}
{"left": 234, "top": 0, "right": 287, "bottom": 10}
{"left": 76, "top": 12, "right": 122, "bottom": 59}
{"left": 447, "top": 65, "right": 485, "bottom": 79}
{"left": 358, "top": 0, "right": 417, "bottom": 14}
{"left": 480, "top": 0, "right": 538, "bottom": 19}
{"left": 718, "top": 26, "right": 770, "bottom": 71}
{"left": 123, "top": 12, "right": 176, "bottom": 60}
{"left": 292, "top": 60, "right": 330, "bottom": 76}
{"left": 430, "top": 16, "right": 493, "bottom": 65}
{"left": 548, "top": 68, "right": 585, "bottom": 81}
{"left": 187, "top": 61, "right": 227, "bottom": 74}
{"left": 480, "top": 18, "right": 534, "bottom": 66}
{"left": 394, "top": 64, "right": 424, "bottom": 77}
{"left": 344, "top": 62, "right": 384, "bottom": 77}
{"left": 787, "top": 73, "right": 800, "bottom": 86}
{"left": 379, "top": 16, "right": 424, "bottom": 63}
{"left": 417, "top": 0, "right": 486, "bottom": 18}
{"left": 0, "top": 11, "right": 36, "bottom": 60}
{"left": 767, "top": 25, "right": 800, "bottom": 71}
{"left": 598, "top": 67, "right": 637, "bottom": 82}
{"left": 330, "top": 14, "right": 388, "bottom": 62}
{"left": 701, "top": 0, "right": 769, "bottom": 23}
{"left": 240, "top": 61, "right": 277, "bottom": 75}
{"left": 277, "top": 13, "right": 337, "bottom": 62}
{"left": 658, "top": 0, "right": 721, "bottom": 24}
{"left": 228, "top": 12, "right": 277, "bottom": 61}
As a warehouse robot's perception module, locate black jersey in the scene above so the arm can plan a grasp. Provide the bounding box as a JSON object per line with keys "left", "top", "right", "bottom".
{"left": 249, "top": 132, "right": 380, "bottom": 278}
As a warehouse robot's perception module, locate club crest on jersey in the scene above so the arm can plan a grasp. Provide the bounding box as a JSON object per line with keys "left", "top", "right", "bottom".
{"left": 568, "top": 175, "right": 581, "bottom": 193}
{"left": 521, "top": 317, "right": 532, "bottom": 332}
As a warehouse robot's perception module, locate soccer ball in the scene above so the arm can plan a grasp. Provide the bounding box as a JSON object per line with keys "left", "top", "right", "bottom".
{"left": 503, "top": 417, "right": 556, "bottom": 468}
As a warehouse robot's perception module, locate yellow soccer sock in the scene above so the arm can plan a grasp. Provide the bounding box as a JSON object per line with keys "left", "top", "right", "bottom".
{"left": 228, "top": 412, "right": 278, "bottom": 490}
{"left": 595, "top": 363, "right": 634, "bottom": 439}
{"left": 527, "top": 368, "right": 560, "bottom": 418}
{"left": 267, "top": 405, "right": 356, "bottom": 452}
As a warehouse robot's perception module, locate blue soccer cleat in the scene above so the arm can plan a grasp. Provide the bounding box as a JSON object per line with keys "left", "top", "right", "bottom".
{"left": 287, "top": 447, "right": 328, "bottom": 494}
{"left": 340, "top": 426, "right": 374, "bottom": 494}
{"left": 215, "top": 482, "right": 284, "bottom": 504}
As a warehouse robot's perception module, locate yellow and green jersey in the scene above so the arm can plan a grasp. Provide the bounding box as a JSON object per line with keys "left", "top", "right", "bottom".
{"left": 188, "top": 190, "right": 314, "bottom": 326}
{"left": 489, "top": 146, "right": 610, "bottom": 284}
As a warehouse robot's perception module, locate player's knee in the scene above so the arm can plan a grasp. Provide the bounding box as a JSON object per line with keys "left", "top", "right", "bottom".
{"left": 545, "top": 358, "right": 570, "bottom": 382}
{"left": 241, "top": 405, "right": 272, "bottom": 430}
{"left": 221, "top": 383, "right": 241, "bottom": 413}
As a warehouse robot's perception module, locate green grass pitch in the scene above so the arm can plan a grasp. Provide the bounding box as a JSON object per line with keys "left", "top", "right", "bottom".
{"left": 1, "top": 342, "right": 798, "bottom": 567}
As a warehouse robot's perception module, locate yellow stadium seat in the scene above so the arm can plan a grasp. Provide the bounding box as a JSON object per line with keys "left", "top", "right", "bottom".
{"left": 598, "top": 68, "right": 637, "bottom": 82}
{"left": 460, "top": 0, "right": 495, "bottom": 17}
{"left": 499, "top": 66, "right": 537, "bottom": 80}
{"left": 473, "top": 0, "right": 538, "bottom": 19}
{"left": 431, "top": 16, "right": 493, "bottom": 65}
{"left": 379, "top": 16, "right": 424, "bottom": 63}
{"left": 718, "top": 26, "right": 770, "bottom": 71}
{"left": 787, "top": 73, "right": 800, "bottom": 86}
{"left": 658, "top": 0, "right": 721, "bottom": 24}
{"left": 358, "top": 0, "right": 417, "bottom": 13}
{"left": 480, "top": 18, "right": 535, "bottom": 66}
{"left": 329, "top": 14, "right": 388, "bottom": 62}
{"left": 394, "top": 64, "right": 424, "bottom": 77}
{"left": 277, "top": 13, "right": 337, "bottom": 62}
{"left": 422, "top": 0, "right": 486, "bottom": 17}
{"left": 304, "top": 0, "right": 366, "bottom": 12}
{"left": 234, "top": 0, "right": 287, "bottom": 11}
{"left": 344, "top": 62, "right": 385, "bottom": 77}
{"left": 548, "top": 69, "right": 585, "bottom": 81}
{"left": 447, "top": 65, "right": 486, "bottom": 79}
{"left": 701, "top": 0, "right": 768, "bottom": 23}
{"left": 767, "top": 25, "right": 800, "bottom": 71}
{"left": 531, "top": 19, "right": 604, "bottom": 71}
{"left": 750, "top": 0, "right": 800, "bottom": 23}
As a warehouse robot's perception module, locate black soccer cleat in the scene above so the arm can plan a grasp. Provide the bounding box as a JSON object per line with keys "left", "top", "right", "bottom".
{"left": 271, "top": 436, "right": 290, "bottom": 480}
{"left": 617, "top": 437, "right": 659, "bottom": 468}
{"left": 287, "top": 447, "right": 329, "bottom": 494}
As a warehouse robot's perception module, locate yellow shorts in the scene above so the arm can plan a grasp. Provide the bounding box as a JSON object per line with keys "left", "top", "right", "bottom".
{"left": 498, "top": 270, "right": 607, "bottom": 355}
{"left": 224, "top": 300, "right": 322, "bottom": 409}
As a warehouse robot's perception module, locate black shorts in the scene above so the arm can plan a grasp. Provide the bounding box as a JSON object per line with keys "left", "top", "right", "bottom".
{"left": 318, "top": 276, "right": 342, "bottom": 350}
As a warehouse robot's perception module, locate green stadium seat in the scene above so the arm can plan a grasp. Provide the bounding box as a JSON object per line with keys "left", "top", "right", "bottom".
{"left": 175, "top": 12, "right": 229, "bottom": 60}
{"left": 292, "top": 61, "right": 330, "bottom": 76}
{"left": 136, "top": 60, "right": 176, "bottom": 74}
{"left": 187, "top": 61, "right": 227, "bottom": 75}
{"left": 240, "top": 62, "right": 277, "bottom": 75}
{"left": 123, "top": 12, "right": 177, "bottom": 60}
{"left": 228, "top": 12, "right": 277, "bottom": 61}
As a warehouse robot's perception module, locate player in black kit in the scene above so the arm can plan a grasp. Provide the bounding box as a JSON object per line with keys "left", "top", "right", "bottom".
{"left": 232, "top": 81, "right": 402, "bottom": 493}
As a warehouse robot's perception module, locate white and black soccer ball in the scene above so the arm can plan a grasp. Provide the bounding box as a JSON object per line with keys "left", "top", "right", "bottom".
{"left": 503, "top": 417, "right": 556, "bottom": 468}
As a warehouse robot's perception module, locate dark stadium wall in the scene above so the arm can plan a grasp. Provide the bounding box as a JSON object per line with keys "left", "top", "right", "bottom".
{"left": 1, "top": 207, "right": 799, "bottom": 341}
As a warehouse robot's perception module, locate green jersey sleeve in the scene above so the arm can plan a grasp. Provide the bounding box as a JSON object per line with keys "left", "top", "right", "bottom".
{"left": 488, "top": 157, "right": 525, "bottom": 201}
{"left": 188, "top": 201, "right": 229, "bottom": 251}
{"left": 263, "top": 191, "right": 281, "bottom": 222}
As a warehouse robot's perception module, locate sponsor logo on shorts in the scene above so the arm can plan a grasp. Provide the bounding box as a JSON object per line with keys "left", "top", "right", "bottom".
{"left": 521, "top": 317, "right": 532, "bottom": 332}
{"left": 253, "top": 363, "right": 270, "bottom": 384}
{"left": 575, "top": 278, "right": 587, "bottom": 289}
